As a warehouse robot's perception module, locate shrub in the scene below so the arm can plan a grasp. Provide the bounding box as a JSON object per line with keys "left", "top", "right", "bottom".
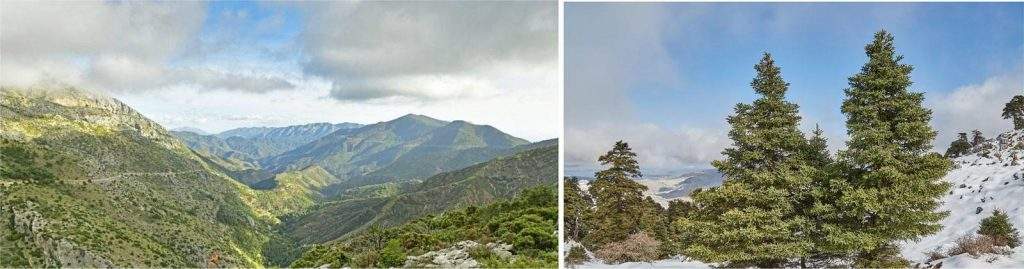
{"left": 593, "top": 233, "right": 660, "bottom": 264}
{"left": 513, "top": 226, "right": 557, "bottom": 251}
{"left": 290, "top": 245, "right": 349, "bottom": 268}
{"left": 947, "top": 234, "right": 1011, "bottom": 257}
{"left": 979, "top": 210, "right": 1021, "bottom": 248}
{"left": 378, "top": 239, "right": 406, "bottom": 268}
{"left": 352, "top": 250, "right": 380, "bottom": 268}
{"left": 924, "top": 247, "right": 947, "bottom": 263}
{"left": 566, "top": 245, "right": 589, "bottom": 265}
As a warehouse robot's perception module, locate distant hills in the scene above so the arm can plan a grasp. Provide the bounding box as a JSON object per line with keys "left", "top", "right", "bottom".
{"left": 278, "top": 139, "right": 557, "bottom": 247}
{"left": 260, "top": 114, "right": 532, "bottom": 189}
{"left": 172, "top": 122, "right": 362, "bottom": 164}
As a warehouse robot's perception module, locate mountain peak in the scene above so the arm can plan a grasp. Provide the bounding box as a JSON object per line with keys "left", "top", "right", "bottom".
{"left": 394, "top": 113, "right": 443, "bottom": 123}
{"left": 171, "top": 127, "right": 210, "bottom": 135}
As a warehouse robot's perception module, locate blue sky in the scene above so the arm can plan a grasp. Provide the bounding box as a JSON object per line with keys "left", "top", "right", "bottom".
{"left": 2, "top": 1, "right": 558, "bottom": 141}
{"left": 565, "top": 3, "right": 1024, "bottom": 176}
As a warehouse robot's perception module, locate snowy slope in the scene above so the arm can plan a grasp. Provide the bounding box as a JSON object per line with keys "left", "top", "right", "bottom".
{"left": 901, "top": 130, "right": 1024, "bottom": 266}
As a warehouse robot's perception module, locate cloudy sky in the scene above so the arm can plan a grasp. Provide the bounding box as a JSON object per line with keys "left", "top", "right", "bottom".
{"left": 566, "top": 3, "right": 1024, "bottom": 176}
{"left": 1, "top": 1, "right": 558, "bottom": 141}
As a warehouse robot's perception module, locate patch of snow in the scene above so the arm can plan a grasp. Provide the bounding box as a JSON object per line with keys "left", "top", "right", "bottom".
{"left": 923, "top": 250, "right": 1024, "bottom": 268}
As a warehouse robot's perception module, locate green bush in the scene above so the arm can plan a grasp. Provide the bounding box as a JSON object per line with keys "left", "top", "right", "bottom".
{"left": 979, "top": 210, "right": 1021, "bottom": 248}
{"left": 513, "top": 226, "right": 556, "bottom": 251}
{"left": 290, "top": 244, "right": 349, "bottom": 268}
{"left": 378, "top": 239, "right": 406, "bottom": 267}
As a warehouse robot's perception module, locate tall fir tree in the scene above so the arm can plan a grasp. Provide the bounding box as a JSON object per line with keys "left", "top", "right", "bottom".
{"left": 564, "top": 176, "right": 594, "bottom": 241}
{"left": 678, "top": 53, "right": 816, "bottom": 267}
{"left": 585, "top": 141, "right": 648, "bottom": 247}
{"left": 819, "top": 30, "right": 950, "bottom": 262}
{"left": 1002, "top": 95, "right": 1024, "bottom": 130}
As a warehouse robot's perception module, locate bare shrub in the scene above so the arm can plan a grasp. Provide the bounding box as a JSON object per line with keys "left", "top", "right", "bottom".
{"left": 947, "top": 234, "right": 1012, "bottom": 257}
{"left": 593, "top": 232, "right": 661, "bottom": 264}
{"left": 924, "top": 247, "right": 947, "bottom": 263}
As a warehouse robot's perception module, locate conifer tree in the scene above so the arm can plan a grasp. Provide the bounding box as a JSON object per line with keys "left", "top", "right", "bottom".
{"left": 678, "top": 53, "right": 816, "bottom": 267}
{"left": 585, "top": 141, "right": 648, "bottom": 247}
{"left": 979, "top": 210, "right": 1021, "bottom": 248}
{"left": 971, "top": 130, "right": 986, "bottom": 146}
{"left": 945, "top": 132, "right": 973, "bottom": 158}
{"left": 564, "top": 176, "right": 593, "bottom": 241}
{"left": 806, "top": 124, "right": 832, "bottom": 167}
{"left": 1003, "top": 95, "right": 1024, "bottom": 130}
{"left": 822, "top": 30, "right": 950, "bottom": 262}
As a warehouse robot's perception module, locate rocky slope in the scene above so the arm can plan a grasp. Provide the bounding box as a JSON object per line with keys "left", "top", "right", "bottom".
{"left": 0, "top": 87, "right": 273, "bottom": 267}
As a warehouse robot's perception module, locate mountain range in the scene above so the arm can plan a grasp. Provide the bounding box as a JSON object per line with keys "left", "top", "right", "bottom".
{"left": 0, "top": 87, "right": 557, "bottom": 267}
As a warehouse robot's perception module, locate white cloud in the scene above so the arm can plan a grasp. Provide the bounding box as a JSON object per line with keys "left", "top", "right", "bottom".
{"left": 565, "top": 123, "right": 728, "bottom": 176}
{"left": 116, "top": 69, "right": 559, "bottom": 141}
{"left": 0, "top": 1, "right": 296, "bottom": 93}
{"left": 298, "top": 1, "right": 557, "bottom": 101}
{"left": 929, "top": 72, "right": 1024, "bottom": 150}
{"left": 2, "top": 1, "right": 560, "bottom": 141}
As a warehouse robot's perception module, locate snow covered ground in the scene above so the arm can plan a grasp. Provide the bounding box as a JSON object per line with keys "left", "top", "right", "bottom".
{"left": 900, "top": 130, "right": 1024, "bottom": 267}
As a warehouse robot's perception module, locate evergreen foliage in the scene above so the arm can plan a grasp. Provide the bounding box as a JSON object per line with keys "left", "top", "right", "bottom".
{"left": 1003, "top": 95, "right": 1024, "bottom": 130}
{"left": 585, "top": 141, "right": 649, "bottom": 247}
{"left": 946, "top": 132, "right": 972, "bottom": 158}
{"left": 678, "top": 53, "right": 818, "bottom": 267}
{"left": 566, "top": 245, "right": 589, "bottom": 265}
{"left": 564, "top": 176, "right": 593, "bottom": 241}
{"left": 817, "top": 30, "right": 950, "bottom": 261}
{"left": 971, "top": 130, "right": 986, "bottom": 146}
{"left": 978, "top": 210, "right": 1021, "bottom": 248}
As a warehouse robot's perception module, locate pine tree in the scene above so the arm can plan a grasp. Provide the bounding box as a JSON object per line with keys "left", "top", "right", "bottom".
{"left": 971, "top": 130, "right": 986, "bottom": 146}
{"left": 678, "top": 53, "right": 816, "bottom": 267}
{"left": 806, "top": 124, "right": 832, "bottom": 167}
{"left": 564, "top": 176, "right": 593, "bottom": 241}
{"left": 822, "top": 30, "right": 951, "bottom": 262}
{"left": 945, "top": 132, "right": 972, "bottom": 158}
{"left": 638, "top": 196, "right": 668, "bottom": 241}
{"left": 585, "top": 141, "right": 648, "bottom": 247}
{"left": 1002, "top": 95, "right": 1024, "bottom": 130}
{"left": 978, "top": 210, "right": 1021, "bottom": 248}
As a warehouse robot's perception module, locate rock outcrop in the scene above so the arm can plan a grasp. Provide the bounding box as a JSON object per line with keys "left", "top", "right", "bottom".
{"left": 402, "top": 240, "right": 513, "bottom": 268}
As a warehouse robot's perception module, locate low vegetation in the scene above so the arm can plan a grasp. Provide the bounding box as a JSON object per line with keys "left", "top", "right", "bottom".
{"left": 291, "top": 186, "right": 558, "bottom": 268}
